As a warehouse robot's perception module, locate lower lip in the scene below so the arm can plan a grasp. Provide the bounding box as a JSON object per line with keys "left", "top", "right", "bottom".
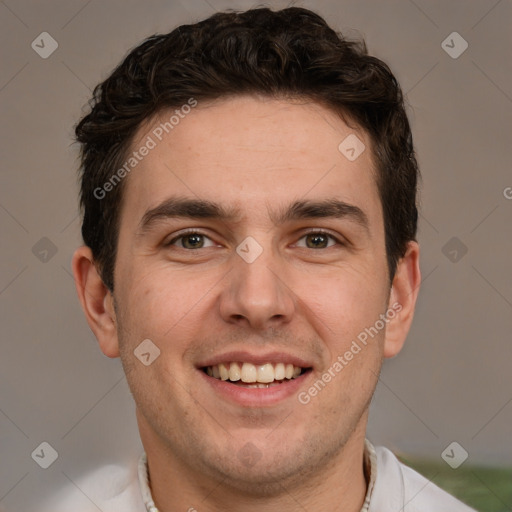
{"left": 198, "top": 369, "right": 311, "bottom": 407}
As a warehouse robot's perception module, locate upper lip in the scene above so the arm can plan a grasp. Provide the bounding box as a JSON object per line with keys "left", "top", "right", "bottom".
{"left": 197, "top": 350, "right": 314, "bottom": 369}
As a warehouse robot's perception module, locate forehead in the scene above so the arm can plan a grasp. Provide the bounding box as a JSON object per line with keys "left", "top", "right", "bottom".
{"left": 120, "top": 95, "right": 381, "bottom": 228}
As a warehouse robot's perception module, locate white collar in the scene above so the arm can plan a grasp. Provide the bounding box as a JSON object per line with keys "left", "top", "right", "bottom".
{"left": 138, "top": 439, "right": 377, "bottom": 512}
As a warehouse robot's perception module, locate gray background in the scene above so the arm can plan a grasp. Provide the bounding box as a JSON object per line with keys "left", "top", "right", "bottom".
{"left": 1, "top": 0, "right": 511, "bottom": 509}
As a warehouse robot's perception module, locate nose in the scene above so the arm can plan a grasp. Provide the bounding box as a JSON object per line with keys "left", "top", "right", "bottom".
{"left": 218, "top": 242, "right": 296, "bottom": 330}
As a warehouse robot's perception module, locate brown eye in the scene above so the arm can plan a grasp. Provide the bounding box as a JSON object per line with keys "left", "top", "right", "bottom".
{"left": 296, "top": 231, "right": 341, "bottom": 249}
{"left": 180, "top": 233, "right": 204, "bottom": 249}
{"left": 167, "top": 231, "right": 215, "bottom": 249}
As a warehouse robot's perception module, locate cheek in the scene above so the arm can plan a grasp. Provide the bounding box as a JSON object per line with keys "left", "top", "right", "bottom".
{"left": 118, "top": 265, "right": 210, "bottom": 349}
{"left": 301, "top": 269, "right": 388, "bottom": 348}
{"left": 115, "top": 272, "right": 200, "bottom": 407}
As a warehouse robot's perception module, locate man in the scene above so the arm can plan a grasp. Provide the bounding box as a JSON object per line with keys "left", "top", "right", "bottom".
{"left": 68, "top": 6, "right": 476, "bottom": 511}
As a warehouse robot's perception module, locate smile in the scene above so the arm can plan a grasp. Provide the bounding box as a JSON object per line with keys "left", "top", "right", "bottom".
{"left": 203, "top": 362, "right": 309, "bottom": 388}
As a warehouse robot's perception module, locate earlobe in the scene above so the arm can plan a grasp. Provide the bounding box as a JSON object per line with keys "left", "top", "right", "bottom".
{"left": 383, "top": 241, "right": 421, "bottom": 359}
{"left": 71, "top": 246, "right": 120, "bottom": 358}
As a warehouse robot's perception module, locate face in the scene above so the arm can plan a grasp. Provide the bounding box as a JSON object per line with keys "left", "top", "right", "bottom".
{"left": 105, "top": 96, "right": 399, "bottom": 489}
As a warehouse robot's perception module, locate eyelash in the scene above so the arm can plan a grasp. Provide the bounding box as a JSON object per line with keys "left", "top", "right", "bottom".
{"left": 165, "top": 229, "right": 344, "bottom": 249}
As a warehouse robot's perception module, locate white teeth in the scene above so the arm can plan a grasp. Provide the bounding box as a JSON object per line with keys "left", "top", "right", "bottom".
{"left": 229, "top": 362, "right": 241, "bottom": 381}
{"left": 219, "top": 363, "right": 229, "bottom": 381}
{"left": 241, "top": 362, "right": 258, "bottom": 383}
{"left": 274, "top": 362, "right": 285, "bottom": 380}
{"left": 257, "top": 363, "right": 274, "bottom": 383}
{"left": 205, "top": 361, "right": 305, "bottom": 383}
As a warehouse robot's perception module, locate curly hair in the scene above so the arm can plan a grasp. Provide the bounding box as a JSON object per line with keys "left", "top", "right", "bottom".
{"left": 75, "top": 6, "right": 419, "bottom": 291}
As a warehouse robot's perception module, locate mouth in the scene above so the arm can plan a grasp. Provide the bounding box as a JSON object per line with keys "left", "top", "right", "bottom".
{"left": 201, "top": 362, "right": 312, "bottom": 388}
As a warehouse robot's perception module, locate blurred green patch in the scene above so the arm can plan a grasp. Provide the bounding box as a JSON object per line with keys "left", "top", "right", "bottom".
{"left": 398, "top": 454, "right": 512, "bottom": 512}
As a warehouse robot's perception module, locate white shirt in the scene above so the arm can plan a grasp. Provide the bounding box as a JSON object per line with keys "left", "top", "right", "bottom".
{"left": 35, "top": 440, "right": 477, "bottom": 511}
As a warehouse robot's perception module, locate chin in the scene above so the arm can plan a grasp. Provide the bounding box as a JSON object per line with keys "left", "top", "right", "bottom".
{"left": 196, "top": 434, "right": 332, "bottom": 497}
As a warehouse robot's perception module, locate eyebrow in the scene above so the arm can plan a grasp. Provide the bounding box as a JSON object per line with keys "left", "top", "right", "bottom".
{"left": 137, "top": 196, "right": 370, "bottom": 235}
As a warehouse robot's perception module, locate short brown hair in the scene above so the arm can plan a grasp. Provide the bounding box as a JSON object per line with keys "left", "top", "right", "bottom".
{"left": 75, "top": 6, "right": 419, "bottom": 291}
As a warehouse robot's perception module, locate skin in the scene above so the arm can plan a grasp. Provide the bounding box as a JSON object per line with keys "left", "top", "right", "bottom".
{"left": 72, "top": 95, "right": 421, "bottom": 511}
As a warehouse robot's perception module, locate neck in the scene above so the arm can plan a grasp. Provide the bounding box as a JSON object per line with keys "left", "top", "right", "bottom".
{"left": 139, "top": 412, "right": 369, "bottom": 512}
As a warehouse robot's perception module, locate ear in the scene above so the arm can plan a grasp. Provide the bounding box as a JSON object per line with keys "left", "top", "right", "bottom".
{"left": 71, "top": 246, "right": 120, "bottom": 358}
{"left": 383, "top": 241, "right": 421, "bottom": 359}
